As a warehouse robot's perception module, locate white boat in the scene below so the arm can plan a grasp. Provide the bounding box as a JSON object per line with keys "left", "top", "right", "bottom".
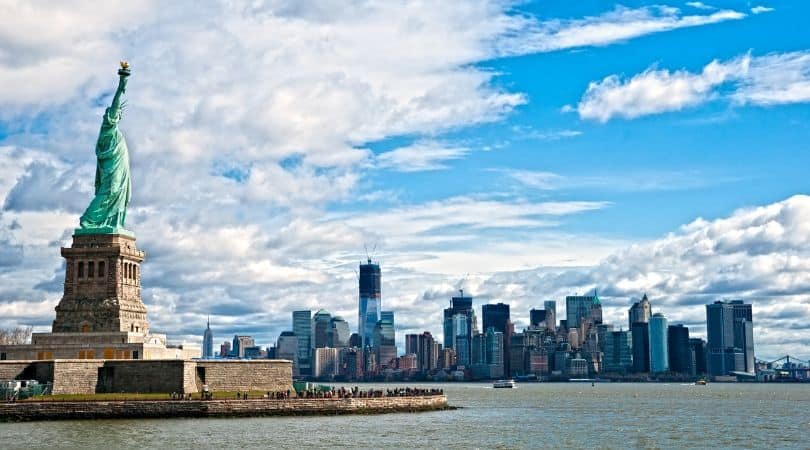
{"left": 493, "top": 379, "right": 516, "bottom": 388}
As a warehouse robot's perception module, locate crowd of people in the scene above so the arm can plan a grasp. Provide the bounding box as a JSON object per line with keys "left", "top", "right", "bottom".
{"left": 167, "top": 386, "right": 444, "bottom": 401}
{"left": 273, "top": 386, "right": 443, "bottom": 400}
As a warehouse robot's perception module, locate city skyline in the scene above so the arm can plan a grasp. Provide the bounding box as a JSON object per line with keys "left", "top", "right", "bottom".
{"left": 200, "top": 265, "right": 771, "bottom": 381}
{"left": 1, "top": 1, "right": 809, "bottom": 362}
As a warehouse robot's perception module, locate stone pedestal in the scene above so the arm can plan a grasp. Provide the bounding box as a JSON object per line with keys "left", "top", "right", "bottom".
{"left": 0, "top": 232, "right": 201, "bottom": 362}
{"left": 52, "top": 233, "right": 148, "bottom": 335}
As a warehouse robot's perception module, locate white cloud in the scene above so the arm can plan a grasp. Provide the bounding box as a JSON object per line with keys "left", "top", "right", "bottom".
{"left": 0, "top": 2, "right": 788, "bottom": 352}
{"left": 467, "top": 195, "right": 810, "bottom": 359}
{"left": 509, "top": 126, "right": 583, "bottom": 141}
{"left": 685, "top": 2, "right": 715, "bottom": 10}
{"left": 577, "top": 57, "right": 747, "bottom": 121}
{"left": 496, "top": 5, "right": 745, "bottom": 55}
{"left": 750, "top": 6, "right": 775, "bottom": 15}
{"left": 734, "top": 52, "right": 810, "bottom": 105}
{"left": 575, "top": 50, "right": 810, "bottom": 121}
{"left": 375, "top": 141, "right": 470, "bottom": 172}
{"left": 499, "top": 168, "right": 741, "bottom": 192}
{"left": 496, "top": 169, "right": 564, "bottom": 190}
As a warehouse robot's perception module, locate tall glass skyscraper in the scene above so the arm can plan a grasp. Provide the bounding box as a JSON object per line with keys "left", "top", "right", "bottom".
{"left": 293, "top": 310, "right": 312, "bottom": 376}
{"left": 706, "top": 300, "right": 754, "bottom": 376}
{"left": 482, "top": 303, "right": 511, "bottom": 375}
{"left": 649, "top": 313, "right": 669, "bottom": 374}
{"left": 358, "top": 259, "right": 381, "bottom": 347}
{"left": 565, "top": 293, "right": 599, "bottom": 329}
{"left": 667, "top": 324, "right": 691, "bottom": 374}
{"left": 443, "top": 291, "right": 474, "bottom": 350}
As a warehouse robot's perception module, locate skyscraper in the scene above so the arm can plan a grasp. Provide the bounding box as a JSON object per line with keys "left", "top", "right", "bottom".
{"left": 219, "top": 341, "right": 231, "bottom": 359}
{"left": 544, "top": 300, "right": 557, "bottom": 332}
{"left": 328, "top": 316, "right": 351, "bottom": 348}
{"left": 380, "top": 310, "right": 394, "bottom": 325}
{"left": 628, "top": 294, "right": 652, "bottom": 329}
{"left": 731, "top": 301, "right": 755, "bottom": 373}
{"left": 276, "top": 331, "right": 299, "bottom": 376}
{"left": 689, "top": 338, "right": 707, "bottom": 376}
{"left": 406, "top": 331, "right": 438, "bottom": 373}
{"left": 312, "top": 347, "right": 340, "bottom": 379}
{"left": 566, "top": 292, "right": 599, "bottom": 329}
{"left": 482, "top": 302, "right": 511, "bottom": 375}
{"left": 529, "top": 308, "right": 546, "bottom": 327}
{"left": 202, "top": 317, "right": 214, "bottom": 359}
{"left": 706, "top": 300, "right": 754, "bottom": 376}
{"left": 293, "top": 310, "right": 312, "bottom": 376}
{"left": 648, "top": 313, "right": 669, "bottom": 374}
{"left": 373, "top": 318, "right": 396, "bottom": 368}
{"left": 358, "top": 259, "right": 381, "bottom": 347}
{"left": 603, "top": 330, "right": 632, "bottom": 373}
{"left": 312, "top": 309, "right": 332, "bottom": 349}
{"left": 631, "top": 322, "right": 650, "bottom": 373}
{"left": 231, "top": 335, "right": 254, "bottom": 359}
{"left": 667, "top": 324, "right": 691, "bottom": 374}
{"left": 482, "top": 303, "right": 510, "bottom": 332}
{"left": 443, "top": 291, "right": 475, "bottom": 365}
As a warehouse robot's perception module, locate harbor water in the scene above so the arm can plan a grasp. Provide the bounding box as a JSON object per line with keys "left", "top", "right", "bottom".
{"left": 1, "top": 382, "right": 807, "bottom": 449}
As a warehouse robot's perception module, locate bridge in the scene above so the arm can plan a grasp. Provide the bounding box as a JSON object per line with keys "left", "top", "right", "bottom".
{"left": 755, "top": 355, "right": 810, "bottom": 381}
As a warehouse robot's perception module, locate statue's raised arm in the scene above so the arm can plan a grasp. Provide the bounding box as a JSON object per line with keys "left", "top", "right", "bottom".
{"left": 109, "top": 61, "right": 130, "bottom": 114}
{"left": 76, "top": 62, "right": 134, "bottom": 237}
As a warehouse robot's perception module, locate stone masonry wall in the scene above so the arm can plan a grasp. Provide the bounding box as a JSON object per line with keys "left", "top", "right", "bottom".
{"left": 0, "top": 395, "right": 449, "bottom": 421}
{"left": 3, "top": 360, "right": 292, "bottom": 395}
{"left": 195, "top": 360, "right": 293, "bottom": 393}
{"left": 0, "top": 361, "right": 53, "bottom": 384}
{"left": 51, "top": 360, "right": 105, "bottom": 395}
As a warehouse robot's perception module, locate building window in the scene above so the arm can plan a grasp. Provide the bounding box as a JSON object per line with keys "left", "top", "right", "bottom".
{"left": 88, "top": 261, "right": 95, "bottom": 278}
{"left": 132, "top": 350, "right": 139, "bottom": 359}
{"left": 98, "top": 261, "right": 105, "bottom": 278}
{"left": 1, "top": 352, "right": 6, "bottom": 360}
{"left": 78, "top": 261, "right": 84, "bottom": 278}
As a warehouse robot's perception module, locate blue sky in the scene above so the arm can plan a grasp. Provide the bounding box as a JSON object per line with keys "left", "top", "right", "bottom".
{"left": 0, "top": 1, "right": 808, "bottom": 359}
{"left": 363, "top": 0, "right": 810, "bottom": 240}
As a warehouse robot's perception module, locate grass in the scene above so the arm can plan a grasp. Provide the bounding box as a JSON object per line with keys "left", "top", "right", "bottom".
{"left": 20, "top": 390, "right": 286, "bottom": 402}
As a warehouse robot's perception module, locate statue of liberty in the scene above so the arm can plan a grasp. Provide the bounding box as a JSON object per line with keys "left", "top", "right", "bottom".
{"left": 77, "top": 62, "right": 133, "bottom": 236}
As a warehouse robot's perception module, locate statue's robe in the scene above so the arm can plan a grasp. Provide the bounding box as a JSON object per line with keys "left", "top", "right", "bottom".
{"left": 79, "top": 103, "right": 131, "bottom": 231}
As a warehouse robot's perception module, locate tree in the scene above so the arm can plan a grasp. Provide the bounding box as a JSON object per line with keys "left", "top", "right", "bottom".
{"left": 0, "top": 326, "right": 32, "bottom": 345}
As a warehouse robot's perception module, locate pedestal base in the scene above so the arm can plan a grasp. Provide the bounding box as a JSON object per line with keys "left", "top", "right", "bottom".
{"left": 74, "top": 227, "right": 134, "bottom": 238}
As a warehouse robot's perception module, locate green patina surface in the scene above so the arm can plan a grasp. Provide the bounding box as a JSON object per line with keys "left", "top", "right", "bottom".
{"left": 77, "top": 66, "right": 133, "bottom": 237}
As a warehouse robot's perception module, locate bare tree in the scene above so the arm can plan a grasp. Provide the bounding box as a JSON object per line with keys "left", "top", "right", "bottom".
{"left": 0, "top": 326, "right": 32, "bottom": 345}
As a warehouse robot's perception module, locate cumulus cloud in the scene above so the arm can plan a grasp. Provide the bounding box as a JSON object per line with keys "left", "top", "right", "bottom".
{"left": 475, "top": 195, "right": 810, "bottom": 359}
{"left": 575, "top": 50, "right": 810, "bottom": 121}
{"left": 0, "top": 2, "right": 789, "bottom": 353}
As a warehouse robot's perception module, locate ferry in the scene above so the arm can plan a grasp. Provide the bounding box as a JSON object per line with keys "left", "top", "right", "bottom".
{"left": 493, "top": 379, "right": 516, "bottom": 388}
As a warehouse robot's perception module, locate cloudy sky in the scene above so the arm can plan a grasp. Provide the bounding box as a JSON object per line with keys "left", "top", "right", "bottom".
{"left": 1, "top": 1, "right": 808, "bottom": 360}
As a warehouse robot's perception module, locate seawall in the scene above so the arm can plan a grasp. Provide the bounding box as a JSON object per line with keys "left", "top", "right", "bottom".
{"left": 0, "top": 395, "right": 450, "bottom": 422}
